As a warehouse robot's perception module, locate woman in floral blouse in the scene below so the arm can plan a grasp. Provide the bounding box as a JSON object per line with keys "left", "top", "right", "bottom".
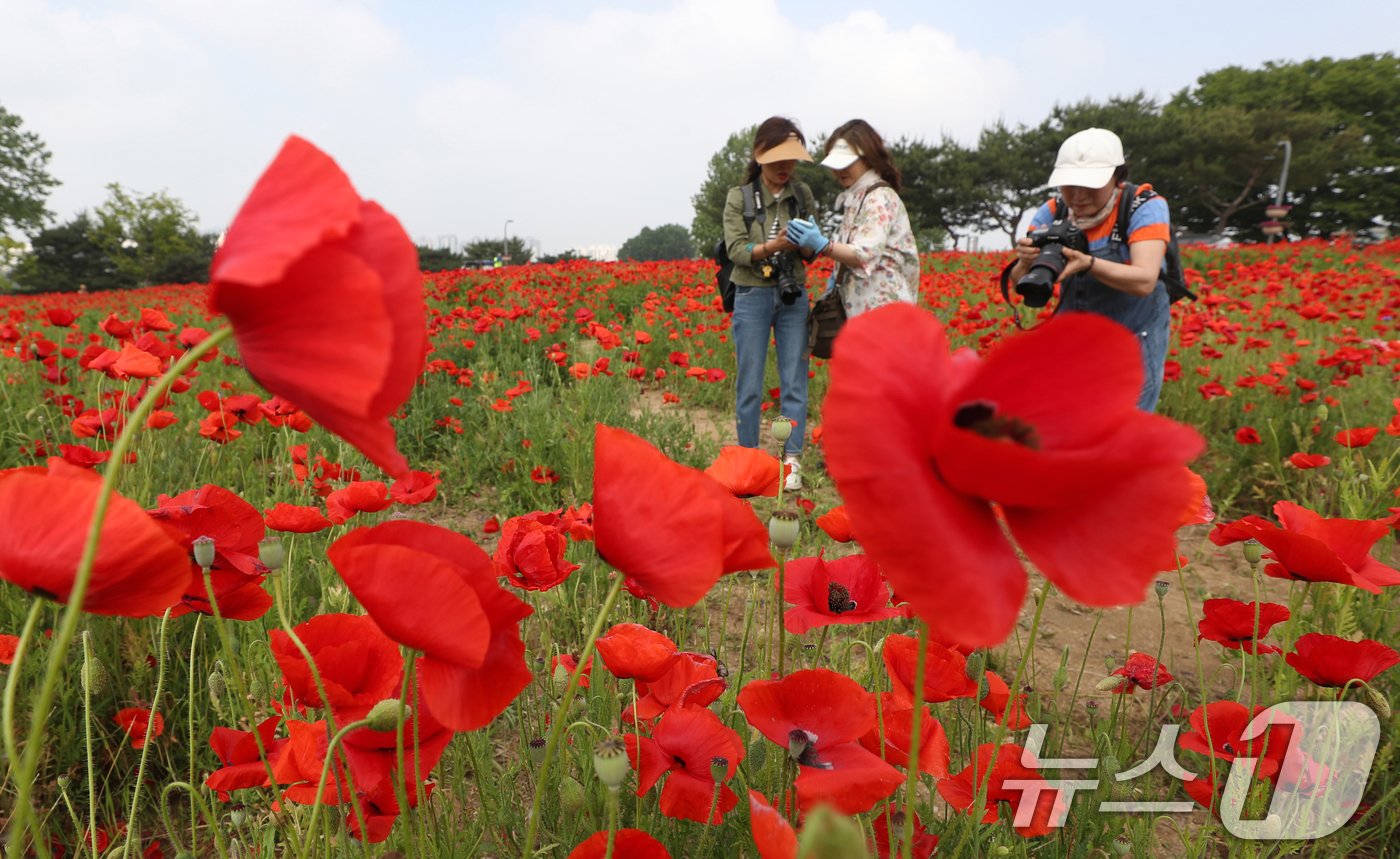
{"left": 786, "top": 119, "right": 919, "bottom": 317}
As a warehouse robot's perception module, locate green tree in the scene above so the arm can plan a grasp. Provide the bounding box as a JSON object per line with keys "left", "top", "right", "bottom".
{"left": 965, "top": 120, "right": 1059, "bottom": 247}
{"left": 894, "top": 137, "right": 982, "bottom": 249}
{"left": 690, "top": 125, "right": 756, "bottom": 253}
{"left": 12, "top": 213, "right": 132, "bottom": 292}
{"left": 618, "top": 224, "right": 695, "bottom": 261}
{"left": 417, "top": 244, "right": 468, "bottom": 271}
{"left": 1, "top": 104, "right": 59, "bottom": 237}
{"left": 537, "top": 249, "right": 586, "bottom": 264}
{"left": 463, "top": 236, "right": 534, "bottom": 265}
{"left": 90, "top": 183, "right": 211, "bottom": 286}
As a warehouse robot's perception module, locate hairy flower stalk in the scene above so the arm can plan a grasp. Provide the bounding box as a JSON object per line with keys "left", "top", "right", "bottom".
{"left": 4, "top": 325, "right": 233, "bottom": 859}
{"left": 121, "top": 609, "right": 172, "bottom": 859}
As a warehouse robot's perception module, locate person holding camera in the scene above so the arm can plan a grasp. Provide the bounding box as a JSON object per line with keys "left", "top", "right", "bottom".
{"left": 722, "top": 117, "right": 820, "bottom": 491}
{"left": 785, "top": 119, "right": 919, "bottom": 317}
{"left": 1006, "top": 127, "right": 1172, "bottom": 411}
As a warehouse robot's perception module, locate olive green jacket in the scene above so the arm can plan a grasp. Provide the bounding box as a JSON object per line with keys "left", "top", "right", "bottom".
{"left": 722, "top": 179, "right": 818, "bottom": 287}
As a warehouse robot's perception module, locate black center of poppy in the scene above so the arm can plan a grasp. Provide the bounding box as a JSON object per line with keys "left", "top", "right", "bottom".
{"left": 30, "top": 586, "right": 59, "bottom": 602}
{"left": 827, "top": 583, "right": 858, "bottom": 614}
{"left": 672, "top": 754, "right": 687, "bottom": 768}
{"left": 953, "top": 401, "right": 1040, "bottom": 449}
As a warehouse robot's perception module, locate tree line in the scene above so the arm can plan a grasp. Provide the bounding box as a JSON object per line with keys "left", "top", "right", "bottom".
{"left": 692, "top": 53, "right": 1398, "bottom": 251}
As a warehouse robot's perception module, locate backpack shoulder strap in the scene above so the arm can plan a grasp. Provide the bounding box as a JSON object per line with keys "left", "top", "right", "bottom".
{"left": 1112, "top": 182, "right": 1160, "bottom": 245}
{"left": 741, "top": 182, "right": 758, "bottom": 231}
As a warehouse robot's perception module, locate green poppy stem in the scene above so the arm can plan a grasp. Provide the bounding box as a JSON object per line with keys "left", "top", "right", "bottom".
{"left": 900, "top": 620, "right": 930, "bottom": 859}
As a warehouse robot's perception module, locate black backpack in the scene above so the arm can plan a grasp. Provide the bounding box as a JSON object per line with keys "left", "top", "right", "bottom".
{"left": 712, "top": 181, "right": 811, "bottom": 313}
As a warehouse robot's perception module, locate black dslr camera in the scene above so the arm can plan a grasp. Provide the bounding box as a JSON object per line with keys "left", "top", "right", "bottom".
{"left": 1016, "top": 220, "right": 1090, "bottom": 307}
{"left": 771, "top": 252, "right": 805, "bottom": 305}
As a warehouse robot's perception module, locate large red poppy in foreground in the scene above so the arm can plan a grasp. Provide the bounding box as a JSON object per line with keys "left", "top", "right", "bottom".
{"left": 0, "top": 461, "right": 190, "bottom": 617}
{"left": 823, "top": 305, "right": 1203, "bottom": 647}
{"left": 210, "top": 136, "right": 426, "bottom": 477}
{"left": 328, "top": 520, "right": 532, "bottom": 731}
{"left": 592, "top": 425, "right": 774, "bottom": 607}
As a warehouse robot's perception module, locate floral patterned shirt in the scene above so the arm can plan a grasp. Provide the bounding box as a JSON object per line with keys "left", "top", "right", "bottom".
{"left": 832, "top": 169, "right": 919, "bottom": 317}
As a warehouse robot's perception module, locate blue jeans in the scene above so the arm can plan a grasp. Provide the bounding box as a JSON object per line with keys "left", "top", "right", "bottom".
{"left": 732, "top": 284, "right": 808, "bottom": 456}
{"left": 1136, "top": 318, "right": 1169, "bottom": 412}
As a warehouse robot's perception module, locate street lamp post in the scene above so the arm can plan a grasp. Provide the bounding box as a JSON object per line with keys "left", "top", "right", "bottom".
{"left": 503, "top": 219, "right": 513, "bottom": 263}
{"left": 1266, "top": 139, "right": 1293, "bottom": 244}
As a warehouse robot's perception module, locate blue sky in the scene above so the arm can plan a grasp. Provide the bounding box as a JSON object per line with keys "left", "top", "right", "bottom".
{"left": 6, "top": 0, "right": 1397, "bottom": 254}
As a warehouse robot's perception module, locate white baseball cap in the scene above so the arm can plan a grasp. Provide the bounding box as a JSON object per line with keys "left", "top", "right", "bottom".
{"left": 820, "top": 137, "right": 863, "bottom": 170}
{"left": 1047, "top": 128, "right": 1124, "bottom": 189}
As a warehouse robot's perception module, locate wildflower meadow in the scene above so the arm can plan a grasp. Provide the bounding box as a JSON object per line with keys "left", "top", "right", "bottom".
{"left": 0, "top": 137, "right": 1397, "bottom": 859}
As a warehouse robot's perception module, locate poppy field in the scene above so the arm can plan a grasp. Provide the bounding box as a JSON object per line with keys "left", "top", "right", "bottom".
{"left": 1, "top": 138, "right": 1398, "bottom": 859}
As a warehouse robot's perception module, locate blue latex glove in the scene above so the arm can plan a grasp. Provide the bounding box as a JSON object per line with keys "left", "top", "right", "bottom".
{"left": 786, "top": 218, "right": 829, "bottom": 255}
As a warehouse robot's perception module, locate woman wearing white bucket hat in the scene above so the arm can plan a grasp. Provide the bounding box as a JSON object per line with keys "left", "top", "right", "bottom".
{"left": 785, "top": 119, "right": 919, "bottom": 318}
{"left": 1006, "top": 127, "right": 1174, "bottom": 411}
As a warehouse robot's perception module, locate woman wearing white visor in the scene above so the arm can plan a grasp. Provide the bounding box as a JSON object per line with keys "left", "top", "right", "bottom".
{"left": 786, "top": 119, "right": 919, "bottom": 317}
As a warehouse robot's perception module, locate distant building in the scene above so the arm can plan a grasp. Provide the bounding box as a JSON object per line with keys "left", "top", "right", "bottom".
{"left": 576, "top": 244, "right": 618, "bottom": 262}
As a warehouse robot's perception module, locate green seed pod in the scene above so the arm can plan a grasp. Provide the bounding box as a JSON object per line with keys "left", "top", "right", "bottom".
{"left": 592, "top": 736, "right": 629, "bottom": 790}
{"left": 769, "top": 511, "right": 800, "bottom": 549}
{"left": 771, "top": 416, "right": 794, "bottom": 443}
{"left": 1153, "top": 579, "right": 1171, "bottom": 599}
{"left": 258, "top": 536, "right": 285, "bottom": 573}
{"left": 795, "top": 805, "right": 869, "bottom": 859}
{"left": 1242, "top": 539, "right": 1264, "bottom": 566}
{"left": 192, "top": 535, "right": 217, "bottom": 570}
{"left": 1111, "top": 835, "right": 1132, "bottom": 856}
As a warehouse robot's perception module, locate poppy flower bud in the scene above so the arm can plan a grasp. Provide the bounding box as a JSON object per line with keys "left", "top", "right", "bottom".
{"left": 259, "top": 535, "right": 285, "bottom": 573}
{"left": 1154, "top": 579, "right": 1171, "bottom": 599}
{"left": 192, "top": 535, "right": 217, "bottom": 569}
{"left": 747, "top": 738, "right": 769, "bottom": 771}
{"left": 964, "top": 650, "right": 985, "bottom": 682}
{"left": 993, "top": 849, "right": 1012, "bottom": 857}
{"left": 366, "top": 698, "right": 405, "bottom": 732}
{"left": 558, "top": 775, "right": 586, "bottom": 813}
{"left": 81, "top": 657, "right": 109, "bottom": 697}
{"left": 768, "top": 511, "right": 800, "bottom": 549}
{"left": 248, "top": 674, "right": 267, "bottom": 704}
{"left": 771, "top": 416, "right": 794, "bottom": 443}
{"left": 1316, "top": 403, "right": 1329, "bottom": 422}
{"left": 208, "top": 665, "right": 227, "bottom": 709}
{"left": 1095, "top": 675, "right": 1125, "bottom": 692}
{"left": 1242, "top": 539, "right": 1264, "bottom": 566}
{"left": 551, "top": 660, "right": 572, "bottom": 694}
{"left": 593, "top": 736, "right": 629, "bottom": 790}
{"left": 1362, "top": 684, "right": 1392, "bottom": 721}
{"left": 795, "top": 805, "right": 869, "bottom": 859}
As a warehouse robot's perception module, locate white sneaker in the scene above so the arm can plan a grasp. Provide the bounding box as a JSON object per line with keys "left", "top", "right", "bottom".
{"left": 783, "top": 456, "right": 802, "bottom": 492}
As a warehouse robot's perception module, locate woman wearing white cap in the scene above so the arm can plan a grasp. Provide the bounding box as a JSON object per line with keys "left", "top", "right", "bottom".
{"left": 1007, "top": 127, "right": 1173, "bottom": 411}
{"left": 722, "top": 116, "right": 820, "bottom": 490}
{"left": 785, "top": 119, "right": 919, "bottom": 317}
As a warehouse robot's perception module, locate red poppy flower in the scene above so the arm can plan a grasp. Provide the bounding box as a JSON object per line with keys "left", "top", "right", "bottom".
{"left": 1288, "top": 452, "right": 1330, "bottom": 469}
{"left": 704, "top": 446, "right": 787, "bottom": 498}
{"left": 1235, "top": 426, "right": 1262, "bottom": 445}
{"left": 0, "top": 633, "right": 18, "bottom": 665}
{"left": 883, "top": 633, "right": 978, "bottom": 704}
{"left": 493, "top": 516, "right": 579, "bottom": 592}
{"left": 1285, "top": 633, "right": 1399, "bottom": 688}
{"left": 858, "top": 693, "right": 950, "bottom": 777}
{"left": 937, "top": 743, "right": 1067, "bottom": 837}
{"left": 748, "top": 791, "right": 797, "bottom": 859}
{"left": 171, "top": 575, "right": 273, "bottom": 622}
{"left": 738, "top": 669, "right": 902, "bottom": 814}
{"left": 274, "top": 719, "right": 349, "bottom": 805}
{"left": 567, "top": 829, "right": 671, "bottom": 859}
{"left": 824, "top": 305, "right": 1203, "bottom": 648}
{"left": 209, "top": 135, "right": 426, "bottom": 478}
{"left": 1210, "top": 501, "right": 1400, "bottom": 592}
{"left": 0, "top": 460, "right": 189, "bottom": 617}
{"left": 870, "top": 803, "right": 939, "bottom": 858}
{"left": 328, "top": 520, "right": 532, "bottom": 731}
{"left": 596, "top": 623, "right": 679, "bottom": 682}
{"left": 269, "top": 613, "right": 401, "bottom": 715}
{"left": 150, "top": 485, "right": 269, "bottom": 578}
{"left": 389, "top": 470, "right": 440, "bottom": 505}
{"left": 629, "top": 652, "right": 727, "bottom": 724}
{"left": 979, "top": 671, "right": 1033, "bottom": 728}
{"left": 782, "top": 552, "right": 902, "bottom": 634}
{"left": 1196, "top": 598, "right": 1290, "bottom": 654}
{"left": 113, "top": 707, "right": 163, "bottom": 749}
{"left": 264, "top": 502, "right": 333, "bottom": 534}
{"left": 815, "top": 505, "right": 854, "bottom": 542}
{"left": 1108, "top": 652, "right": 1174, "bottom": 693}
{"left": 1334, "top": 427, "right": 1379, "bottom": 448}
{"left": 625, "top": 704, "right": 745, "bottom": 823}
{"left": 1178, "top": 468, "right": 1215, "bottom": 527}
{"left": 593, "top": 425, "right": 775, "bottom": 607}
{"left": 346, "top": 777, "right": 434, "bottom": 843}
{"left": 325, "top": 480, "right": 392, "bottom": 524}
{"left": 1177, "top": 701, "right": 1294, "bottom": 781}
{"left": 206, "top": 715, "right": 286, "bottom": 801}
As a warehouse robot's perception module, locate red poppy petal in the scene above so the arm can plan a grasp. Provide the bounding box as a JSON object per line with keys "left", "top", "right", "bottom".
{"left": 737, "top": 669, "right": 875, "bottom": 748}
{"left": 793, "top": 742, "right": 903, "bottom": 814}
{"left": 596, "top": 623, "right": 679, "bottom": 682}
{"left": 748, "top": 791, "right": 798, "bottom": 859}
{"left": 566, "top": 829, "right": 671, "bottom": 859}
